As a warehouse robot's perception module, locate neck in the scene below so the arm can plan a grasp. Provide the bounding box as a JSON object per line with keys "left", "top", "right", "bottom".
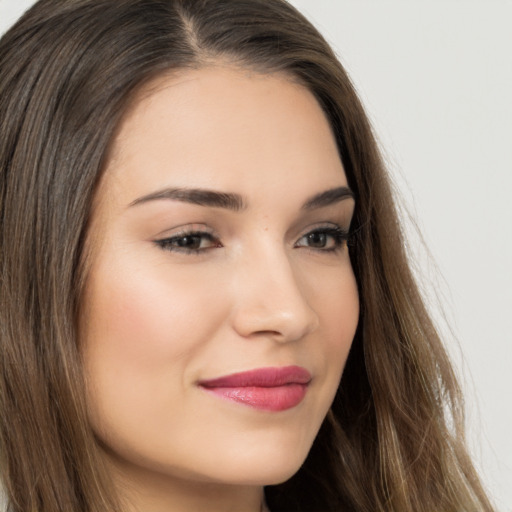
{"left": 107, "top": 457, "right": 267, "bottom": 512}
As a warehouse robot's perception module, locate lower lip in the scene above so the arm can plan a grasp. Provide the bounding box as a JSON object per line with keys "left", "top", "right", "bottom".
{"left": 201, "top": 384, "right": 308, "bottom": 411}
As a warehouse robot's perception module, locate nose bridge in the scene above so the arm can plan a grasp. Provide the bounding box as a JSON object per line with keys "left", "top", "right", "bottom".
{"left": 230, "top": 238, "right": 319, "bottom": 342}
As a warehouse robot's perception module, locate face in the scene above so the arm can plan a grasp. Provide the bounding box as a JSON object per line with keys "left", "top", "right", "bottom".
{"left": 82, "top": 66, "right": 359, "bottom": 491}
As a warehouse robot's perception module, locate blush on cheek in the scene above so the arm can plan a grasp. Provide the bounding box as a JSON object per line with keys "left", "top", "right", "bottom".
{"left": 319, "top": 271, "right": 359, "bottom": 340}
{"left": 85, "top": 260, "right": 224, "bottom": 372}
{"left": 92, "top": 287, "right": 175, "bottom": 369}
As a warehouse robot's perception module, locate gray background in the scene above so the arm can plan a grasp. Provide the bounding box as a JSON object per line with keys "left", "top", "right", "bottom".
{"left": 1, "top": 0, "right": 511, "bottom": 509}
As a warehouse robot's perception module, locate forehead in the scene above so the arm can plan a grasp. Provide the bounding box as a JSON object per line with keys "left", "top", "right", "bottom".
{"left": 102, "top": 65, "right": 346, "bottom": 205}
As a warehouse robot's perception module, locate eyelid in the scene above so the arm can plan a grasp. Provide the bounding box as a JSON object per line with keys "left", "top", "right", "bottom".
{"left": 296, "top": 221, "right": 350, "bottom": 238}
{"left": 152, "top": 222, "right": 214, "bottom": 239}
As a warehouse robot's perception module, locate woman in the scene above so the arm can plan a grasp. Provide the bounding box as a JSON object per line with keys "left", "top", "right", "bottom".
{"left": 0, "top": 0, "right": 494, "bottom": 511}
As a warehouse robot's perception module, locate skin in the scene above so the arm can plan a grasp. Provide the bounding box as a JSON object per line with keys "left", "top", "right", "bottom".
{"left": 82, "top": 66, "right": 359, "bottom": 512}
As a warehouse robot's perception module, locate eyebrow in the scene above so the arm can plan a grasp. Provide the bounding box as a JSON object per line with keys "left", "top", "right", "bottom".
{"left": 300, "top": 186, "right": 354, "bottom": 210}
{"left": 129, "top": 187, "right": 246, "bottom": 211}
{"left": 129, "top": 185, "right": 354, "bottom": 211}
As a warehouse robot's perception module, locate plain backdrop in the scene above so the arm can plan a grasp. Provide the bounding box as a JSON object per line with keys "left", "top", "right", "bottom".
{"left": 1, "top": 1, "right": 511, "bottom": 510}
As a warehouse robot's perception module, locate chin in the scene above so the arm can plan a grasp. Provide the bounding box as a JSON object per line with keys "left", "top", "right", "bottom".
{"left": 204, "top": 438, "right": 312, "bottom": 487}
{"left": 210, "top": 463, "right": 303, "bottom": 488}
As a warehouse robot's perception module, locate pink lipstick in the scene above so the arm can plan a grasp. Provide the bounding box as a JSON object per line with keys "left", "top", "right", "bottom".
{"left": 198, "top": 366, "right": 311, "bottom": 412}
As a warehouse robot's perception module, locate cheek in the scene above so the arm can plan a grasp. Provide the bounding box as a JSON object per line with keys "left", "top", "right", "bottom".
{"left": 328, "top": 275, "right": 359, "bottom": 356}
{"left": 310, "top": 266, "right": 359, "bottom": 399}
{"left": 80, "top": 251, "right": 225, "bottom": 434}
{"left": 84, "top": 251, "right": 220, "bottom": 366}
{"left": 309, "top": 260, "right": 359, "bottom": 349}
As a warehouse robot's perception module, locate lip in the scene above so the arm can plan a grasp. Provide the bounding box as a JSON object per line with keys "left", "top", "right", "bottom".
{"left": 198, "top": 365, "right": 311, "bottom": 412}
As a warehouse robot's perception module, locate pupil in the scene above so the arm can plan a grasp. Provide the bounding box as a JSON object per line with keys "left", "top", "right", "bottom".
{"left": 309, "top": 232, "right": 326, "bottom": 247}
{"left": 178, "top": 236, "right": 200, "bottom": 249}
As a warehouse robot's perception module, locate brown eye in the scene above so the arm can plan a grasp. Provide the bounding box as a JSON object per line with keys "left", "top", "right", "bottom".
{"left": 306, "top": 232, "right": 329, "bottom": 248}
{"left": 295, "top": 227, "right": 349, "bottom": 252}
{"left": 174, "top": 235, "right": 204, "bottom": 250}
{"left": 155, "top": 232, "right": 220, "bottom": 253}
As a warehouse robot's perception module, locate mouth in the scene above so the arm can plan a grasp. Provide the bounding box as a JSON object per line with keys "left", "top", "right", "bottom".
{"left": 198, "top": 366, "right": 311, "bottom": 412}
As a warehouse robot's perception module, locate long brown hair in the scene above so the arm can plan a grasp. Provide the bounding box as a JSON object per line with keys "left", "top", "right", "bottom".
{"left": 0, "top": 1, "right": 493, "bottom": 511}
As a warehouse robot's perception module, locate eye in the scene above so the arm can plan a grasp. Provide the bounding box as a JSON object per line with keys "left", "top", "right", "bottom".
{"left": 295, "top": 226, "right": 350, "bottom": 252}
{"left": 155, "top": 231, "right": 221, "bottom": 254}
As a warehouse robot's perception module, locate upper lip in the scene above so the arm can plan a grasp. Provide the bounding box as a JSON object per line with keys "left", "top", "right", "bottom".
{"left": 198, "top": 365, "right": 312, "bottom": 388}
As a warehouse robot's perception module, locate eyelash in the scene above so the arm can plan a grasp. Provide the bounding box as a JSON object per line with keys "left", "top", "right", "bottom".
{"left": 154, "top": 226, "right": 351, "bottom": 255}
{"left": 155, "top": 230, "right": 220, "bottom": 254}
{"left": 295, "top": 226, "right": 351, "bottom": 253}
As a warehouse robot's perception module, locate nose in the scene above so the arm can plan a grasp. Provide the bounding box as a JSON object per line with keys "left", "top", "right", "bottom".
{"left": 229, "top": 247, "right": 320, "bottom": 343}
